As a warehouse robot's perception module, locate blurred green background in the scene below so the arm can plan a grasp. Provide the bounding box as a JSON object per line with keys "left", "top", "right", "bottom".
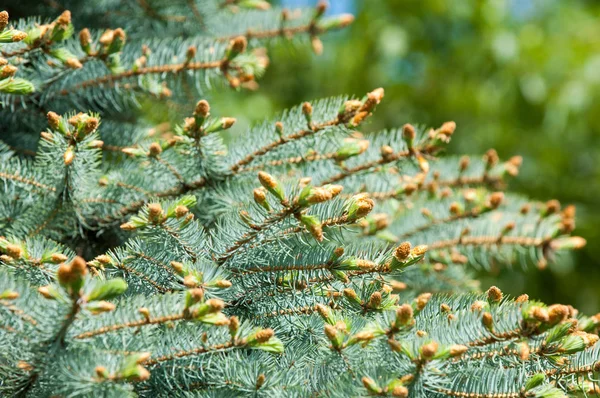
{"left": 211, "top": 0, "right": 600, "bottom": 312}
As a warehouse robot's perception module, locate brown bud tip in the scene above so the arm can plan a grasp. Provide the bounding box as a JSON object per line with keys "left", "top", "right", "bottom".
{"left": 175, "top": 205, "right": 189, "bottom": 218}
{"left": 515, "top": 294, "right": 529, "bottom": 303}
{"left": 206, "top": 298, "right": 225, "bottom": 312}
{"left": 256, "top": 373, "right": 266, "bottom": 390}
{"left": 390, "top": 281, "right": 407, "bottom": 292}
{"left": 255, "top": 328, "right": 274, "bottom": 343}
{"left": 327, "top": 184, "right": 344, "bottom": 198}
{"left": 368, "top": 291, "right": 382, "bottom": 308}
{"left": 56, "top": 10, "right": 71, "bottom": 26}
{"left": 138, "top": 307, "right": 150, "bottom": 319}
{"left": 64, "top": 148, "right": 75, "bottom": 166}
{"left": 532, "top": 306, "right": 549, "bottom": 322}
{"left": 186, "top": 45, "right": 197, "bottom": 59}
{"left": 416, "top": 292, "right": 432, "bottom": 310}
{"left": 484, "top": 149, "right": 499, "bottom": 167}
{"left": 194, "top": 99, "right": 210, "bottom": 118}
{"left": 170, "top": 261, "right": 184, "bottom": 273}
{"left": 257, "top": 171, "right": 277, "bottom": 189}
{"left": 49, "top": 253, "right": 67, "bottom": 264}
{"left": 394, "top": 242, "right": 412, "bottom": 262}
{"left": 396, "top": 304, "right": 413, "bottom": 324}
{"left": 508, "top": 155, "right": 523, "bottom": 168}
{"left": 392, "top": 385, "right": 409, "bottom": 397}
{"left": 5, "top": 243, "right": 22, "bottom": 259}
{"left": 215, "top": 279, "right": 232, "bottom": 288}
{"left": 302, "top": 102, "right": 313, "bottom": 116}
{"left": 79, "top": 28, "right": 91, "bottom": 47}
{"left": 438, "top": 121, "right": 456, "bottom": 136}
{"left": 459, "top": 155, "right": 470, "bottom": 171}
{"left": 147, "top": 203, "right": 162, "bottom": 220}
{"left": 99, "top": 29, "right": 114, "bottom": 45}
{"left": 368, "top": 87, "right": 385, "bottom": 103}
{"left": 120, "top": 222, "right": 136, "bottom": 231}
{"left": 230, "top": 36, "right": 248, "bottom": 54}
{"left": 402, "top": 123, "right": 416, "bottom": 140}
{"left": 482, "top": 312, "right": 493, "bottom": 328}
{"left": 487, "top": 286, "right": 503, "bottom": 303}
{"left": 149, "top": 142, "right": 162, "bottom": 156}
{"left": 84, "top": 117, "right": 99, "bottom": 134}
{"left": 421, "top": 341, "right": 439, "bottom": 359}
{"left": 113, "top": 28, "right": 126, "bottom": 41}
{"left": 95, "top": 366, "right": 107, "bottom": 378}
{"left": 343, "top": 288, "right": 358, "bottom": 301}
{"left": 253, "top": 188, "right": 267, "bottom": 204}
{"left": 338, "top": 14, "right": 355, "bottom": 27}
{"left": 333, "top": 247, "right": 345, "bottom": 257}
{"left": 71, "top": 256, "right": 87, "bottom": 273}
{"left": 449, "top": 344, "right": 468, "bottom": 357}
{"left": 545, "top": 199, "right": 561, "bottom": 215}
{"left": 548, "top": 304, "right": 569, "bottom": 324}
{"left": 0, "top": 11, "right": 8, "bottom": 30}
{"left": 316, "top": 1, "right": 328, "bottom": 14}
{"left": 488, "top": 192, "right": 504, "bottom": 209}
{"left": 222, "top": 117, "right": 236, "bottom": 129}
{"left": 47, "top": 111, "right": 61, "bottom": 130}
{"left": 411, "top": 245, "right": 428, "bottom": 257}
{"left": 381, "top": 145, "right": 394, "bottom": 158}
{"left": 65, "top": 58, "right": 82, "bottom": 69}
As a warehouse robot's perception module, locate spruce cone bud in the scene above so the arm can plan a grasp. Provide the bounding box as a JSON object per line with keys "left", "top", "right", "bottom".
{"left": 367, "top": 292, "right": 382, "bottom": 309}
{"left": 50, "top": 253, "right": 68, "bottom": 263}
{"left": 420, "top": 341, "right": 438, "bottom": 359}
{"left": 175, "top": 205, "right": 189, "bottom": 218}
{"left": 6, "top": 243, "right": 22, "bottom": 259}
{"left": 147, "top": 203, "right": 162, "bottom": 222}
{"left": 0, "top": 11, "right": 8, "bottom": 31}
{"left": 256, "top": 374, "right": 266, "bottom": 390}
{"left": 56, "top": 10, "right": 71, "bottom": 25}
{"left": 79, "top": 28, "right": 91, "bottom": 48}
{"left": 488, "top": 192, "right": 504, "bottom": 209}
{"left": 394, "top": 242, "right": 411, "bottom": 262}
{"left": 411, "top": 245, "right": 428, "bottom": 257}
{"left": 459, "top": 155, "right": 470, "bottom": 171}
{"left": 64, "top": 148, "right": 75, "bottom": 166}
{"left": 254, "top": 328, "right": 274, "bottom": 343}
{"left": 206, "top": 298, "right": 225, "bottom": 312}
{"left": 194, "top": 99, "right": 210, "bottom": 118}
{"left": 402, "top": 123, "right": 416, "bottom": 141}
{"left": 148, "top": 142, "right": 162, "bottom": 157}
{"left": 449, "top": 344, "right": 468, "bottom": 357}
{"left": 396, "top": 304, "right": 413, "bottom": 324}
{"left": 229, "top": 315, "right": 239, "bottom": 336}
{"left": 302, "top": 102, "right": 313, "bottom": 118}
{"left": 47, "top": 111, "right": 61, "bottom": 130}
{"left": 486, "top": 286, "right": 503, "bottom": 303}
{"left": 438, "top": 121, "right": 456, "bottom": 136}
{"left": 392, "top": 386, "right": 409, "bottom": 397}
{"left": 416, "top": 292, "right": 431, "bottom": 310}
{"left": 230, "top": 36, "right": 247, "bottom": 55}
{"left": 548, "top": 304, "right": 569, "bottom": 325}
{"left": 482, "top": 312, "right": 493, "bottom": 329}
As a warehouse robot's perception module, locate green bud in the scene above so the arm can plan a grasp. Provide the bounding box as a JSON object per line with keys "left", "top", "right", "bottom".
{"left": 204, "top": 117, "right": 236, "bottom": 134}
{"left": 257, "top": 172, "right": 285, "bottom": 202}
{"left": 317, "top": 14, "right": 355, "bottom": 31}
{"left": 0, "top": 29, "right": 27, "bottom": 43}
{"left": 524, "top": 373, "right": 545, "bottom": 391}
{"left": 334, "top": 139, "right": 369, "bottom": 161}
{"left": 0, "top": 77, "right": 35, "bottom": 95}
{"left": 87, "top": 278, "right": 127, "bottom": 301}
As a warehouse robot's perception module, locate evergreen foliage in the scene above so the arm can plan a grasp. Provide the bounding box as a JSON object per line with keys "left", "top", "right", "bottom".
{"left": 0, "top": 2, "right": 598, "bottom": 397}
